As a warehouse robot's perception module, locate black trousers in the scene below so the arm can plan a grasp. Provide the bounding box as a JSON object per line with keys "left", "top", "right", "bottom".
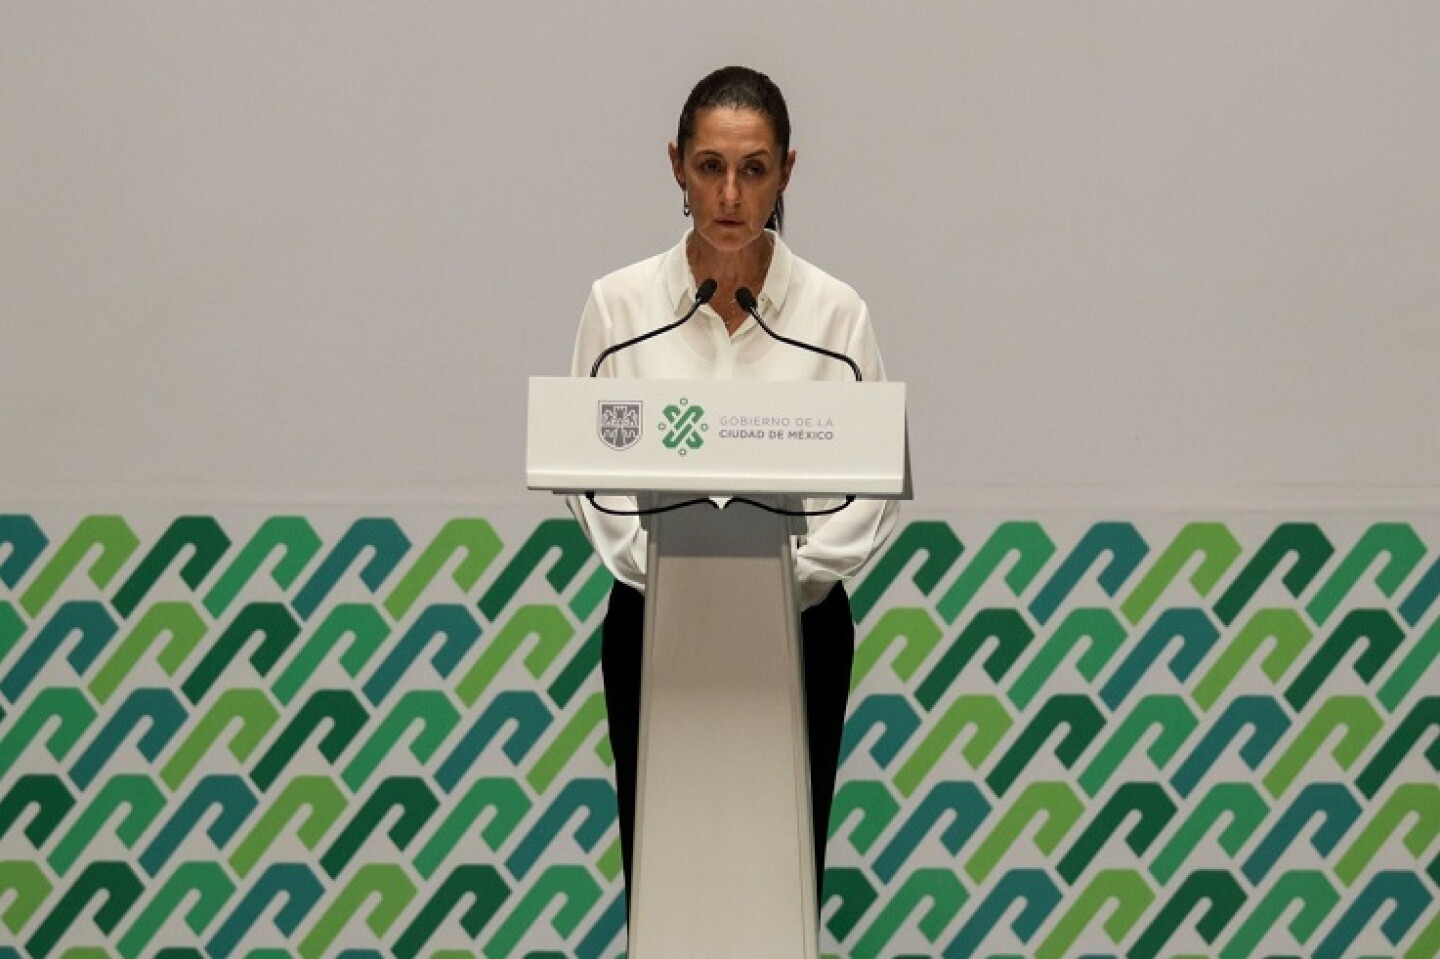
{"left": 601, "top": 579, "right": 856, "bottom": 906}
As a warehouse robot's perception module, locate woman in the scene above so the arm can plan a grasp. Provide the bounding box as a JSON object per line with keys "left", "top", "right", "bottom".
{"left": 569, "top": 65, "right": 897, "bottom": 907}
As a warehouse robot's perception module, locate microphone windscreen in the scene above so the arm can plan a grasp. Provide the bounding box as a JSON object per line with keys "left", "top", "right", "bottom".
{"left": 695, "top": 278, "right": 718, "bottom": 303}
{"left": 735, "top": 286, "right": 758, "bottom": 313}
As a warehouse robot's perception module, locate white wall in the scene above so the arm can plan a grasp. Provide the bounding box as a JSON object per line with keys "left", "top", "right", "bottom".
{"left": 3, "top": 2, "right": 1437, "bottom": 509}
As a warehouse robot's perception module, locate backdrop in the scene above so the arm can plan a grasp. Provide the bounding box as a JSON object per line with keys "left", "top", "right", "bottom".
{"left": 3, "top": 4, "right": 1439, "bottom": 957}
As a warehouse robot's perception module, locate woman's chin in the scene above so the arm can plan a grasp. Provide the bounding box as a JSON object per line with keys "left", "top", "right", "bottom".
{"left": 695, "top": 226, "right": 763, "bottom": 254}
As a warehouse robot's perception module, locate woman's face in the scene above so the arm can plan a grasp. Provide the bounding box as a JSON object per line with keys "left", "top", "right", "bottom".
{"left": 669, "top": 107, "right": 795, "bottom": 255}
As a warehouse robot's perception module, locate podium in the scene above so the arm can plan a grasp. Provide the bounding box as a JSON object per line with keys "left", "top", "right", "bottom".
{"left": 527, "top": 376, "right": 907, "bottom": 959}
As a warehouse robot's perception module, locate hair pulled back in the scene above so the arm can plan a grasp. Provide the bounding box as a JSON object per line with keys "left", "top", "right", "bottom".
{"left": 677, "top": 66, "right": 791, "bottom": 232}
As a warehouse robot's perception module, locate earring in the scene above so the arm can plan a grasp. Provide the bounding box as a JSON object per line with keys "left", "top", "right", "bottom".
{"left": 682, "top": 192, "right": 691, "bottom": 217}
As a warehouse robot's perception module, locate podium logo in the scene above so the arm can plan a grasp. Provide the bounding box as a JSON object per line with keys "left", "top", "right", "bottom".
{"left": 659, "top": 398, "right": 707, "bottom": 454}
{"left": 598, "top": 401, "right": 643, "bottom": 450}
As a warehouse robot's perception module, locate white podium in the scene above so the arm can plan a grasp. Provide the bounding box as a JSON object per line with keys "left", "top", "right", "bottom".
{"left": 527, "top": 376, "right": 907, "bottom": 959}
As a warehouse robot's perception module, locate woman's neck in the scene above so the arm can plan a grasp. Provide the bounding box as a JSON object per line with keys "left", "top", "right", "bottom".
{"left": 686, "top": 231, "right": 774, "bottom": 334}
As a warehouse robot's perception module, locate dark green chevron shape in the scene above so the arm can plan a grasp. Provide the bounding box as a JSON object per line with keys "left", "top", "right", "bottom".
{"left": 110, "top": 515, "right": 231, "bottom": 618}
{"left": 250, "top": 689, "right": 369, "bottom": 791}
{"left": 1284, "top": 608, "right": 1404, "bottom": 713}
{"left": 986, "top": 694, "right": 1105, "bottom": 797}
{"left": 821, "top": 866, "right": 879, "bottom": 942}
{"left": 0, "top": 774, "right": 76, "bottom": 848}
{"left": 1127, "top": 869, "right": 1246, "bottom": 959}
{"left": 1354, "top": 696, "right": 1440, "bottom": 798}
{"left": 26, "top": 860, "right": 144, "bottom": 959}
{"left": 1057, "top": 782, "right": 1177, "bottom": 885}
{"left": 478, "top": 519, "right": 592, "bottom": 621}
{"left": 547, "top": 624, "right": 601, "bottom": 709}
{"left": 1212, "top": 523, "right": 1334, "bottom": 626}
{"left": 916, "top": 608, "right": 1035, "bottom": 710}
{"left": 392, "top": 865, "right": 510, "bottom": 959}
{"left": 182, "top": 602, "right": 301, "bottom": 705}
{"left": 851, "top": 520, "right": 964, "bottom": 621}
{"left": 320, "top": 776, "right": 439, "bottom": 878}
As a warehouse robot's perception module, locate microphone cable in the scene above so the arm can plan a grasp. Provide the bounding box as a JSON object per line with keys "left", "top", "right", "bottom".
{"left": 589, "top": 278, "right": 718, "bottom": 377}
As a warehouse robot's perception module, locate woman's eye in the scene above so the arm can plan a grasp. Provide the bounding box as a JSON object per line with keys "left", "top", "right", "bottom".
{"left": 699, "top": 159, "right": 722, "bottom": 174}
{"left": 745, "top": 164, "right": 766, "bottom": 176}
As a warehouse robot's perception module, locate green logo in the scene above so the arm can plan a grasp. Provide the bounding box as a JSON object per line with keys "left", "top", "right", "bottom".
{"left": 659, "top": 398, "right": 707, "bottom": 454}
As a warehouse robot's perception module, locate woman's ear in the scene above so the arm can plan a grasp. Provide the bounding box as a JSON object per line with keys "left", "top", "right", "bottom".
{"left": 668, "top": 142, "right": 685, "bottom": 189}
{"left": 780, "top": 148, "right": 797, "bottom": 191}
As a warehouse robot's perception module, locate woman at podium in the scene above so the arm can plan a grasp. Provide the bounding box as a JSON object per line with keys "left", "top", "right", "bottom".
{"left": 569, "top": 65, "right": 898, "bottom": 909}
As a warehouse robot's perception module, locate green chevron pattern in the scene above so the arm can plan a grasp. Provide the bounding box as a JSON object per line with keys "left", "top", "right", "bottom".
{"left": 1, "top": 512, "right": 1439, "bottom": 958}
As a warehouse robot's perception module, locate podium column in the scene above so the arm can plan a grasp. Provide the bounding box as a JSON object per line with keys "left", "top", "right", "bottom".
{"left": 626, "top": 498, "right": 818, "bottom": 959}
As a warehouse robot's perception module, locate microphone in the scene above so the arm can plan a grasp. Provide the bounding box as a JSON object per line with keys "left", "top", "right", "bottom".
{"left": 735, "top": 287, "right": 863, "bottom": 381}
{"left": 589, "top": 279, "right": 718, "bottom": 377}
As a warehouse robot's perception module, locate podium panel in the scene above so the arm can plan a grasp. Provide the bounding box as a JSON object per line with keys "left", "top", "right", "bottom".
{"left": 527, "top": 376, "right": 905, "bottom": 497}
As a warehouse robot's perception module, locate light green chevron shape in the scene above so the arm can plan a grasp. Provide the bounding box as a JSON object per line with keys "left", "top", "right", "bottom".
{"left": 0, "top": 860, "right": 53, "bottom": 936}
{"left": 1008, "top": 607, "right": 1126, "bottom": 710}
{"left": 830, "top": 780, "right": 902, "bottom": 856}
{"left": 962, "top": 781, "right": 1084, "bottom": 884}
{"left": 1378, "top": 616, "right": 1440, "bottom": 712}
{"left": 59, "top": 949, "right": 113, "bottom": 959}
{"left": 270, "top": 603, "right": 390, "bottom": 705}
{"left": 596, "top": 834, "right": 622, "bottom": 883}
{"left": 19, "top": 515, "right": 139, "bottom": 617}
{"left": 1149, "top": 783, "right": 1269, "bottom": 885}
{"left": 117, "top": 861, "right": 235, "bottom": 959}
{"left": 0, "top": 687, "right": 97, "bottom": 777}
{"left": 1333, "top": 783, "right": 1440, "bottom": 887}
{"left": 1262, "top": 695, "right": 1383, "bottom": 799}
{"left": 203, "top": 516, "right": 323, "bottom": 618}
{"left": 413, "top": 777, "right": 532, "bottom": 879}
{"left": 48, "top": 773, "right": 165, "bottom": 875}
{"left": 1120, "top": 522, "right": 1241, "bottom": 626}
{"left": 849, "top": 607, "right": 943, "bottom": 693}
{"left": 1079, "top": 694, "right": 1198, "bottom": 797}
{"left": 1192, "top": 608, "right": 1312, "bottom": 712}
{"left": 299, "top": 863, "right": 417, "bottom": 959}
{"left": 87, "top": 601, "right": 208, "bottom": 705}
{"left": 229, "top": 775, "right": 349, "bottom": 878}
{"left": 1307, "top": 522, "right": 1426, "bottom": 626}
{"left": 160, "top": 687, "right": 279, "bottom": 789}
{"left": 383, "top": 519, "right": 503, "bottom": 620}
{"left": 455, "top": 604, "right": 574, "bottom": 707}
{"left": 849, "top": 867, "right": 969, "bottom": 959}
{"left": 892, "top": 695, "right": 1013, "bottom": 798}
{"left": 1034, "top": 868, "right": 1154, "bottom": 959}
{"left": 526, "top": 690, "right": 606, "bottom": 794}
{"left": 482, "top": 864, "right": 601, "bottom": 959}
{"left": 1218, "top": 869, "right": 1339, "bottom": 959}
{"left": 0, "top": 601, "right": 24, "bottom": 664}
{"left": 935, "top": 521, "right": 1055, "bottom": 625}
{"left": 343, "top": 690, "right": 461, "bottom": 791}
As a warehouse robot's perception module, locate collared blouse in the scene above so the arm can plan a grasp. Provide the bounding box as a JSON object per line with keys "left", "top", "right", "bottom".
{"left": 569, "top": 229, "right": 898, "bottom": 610}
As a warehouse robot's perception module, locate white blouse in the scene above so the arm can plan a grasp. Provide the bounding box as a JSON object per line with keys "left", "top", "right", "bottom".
{"left": 568, "top": 230, "right": 899, "bottom": 610}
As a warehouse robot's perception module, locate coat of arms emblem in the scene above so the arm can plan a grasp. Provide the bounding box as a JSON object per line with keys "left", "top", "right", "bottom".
{"left": 598, "top": 401, "right": 643, "bottom": 451}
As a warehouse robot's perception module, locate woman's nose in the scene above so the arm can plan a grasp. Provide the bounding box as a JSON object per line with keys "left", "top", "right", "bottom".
{"left": 721, "top": 173, "right": 740, "bottom": 203}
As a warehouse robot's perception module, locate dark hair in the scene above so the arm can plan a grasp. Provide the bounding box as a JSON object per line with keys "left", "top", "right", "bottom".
{"left": 677, "top": 66, "right": 791, "bottom": 232}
